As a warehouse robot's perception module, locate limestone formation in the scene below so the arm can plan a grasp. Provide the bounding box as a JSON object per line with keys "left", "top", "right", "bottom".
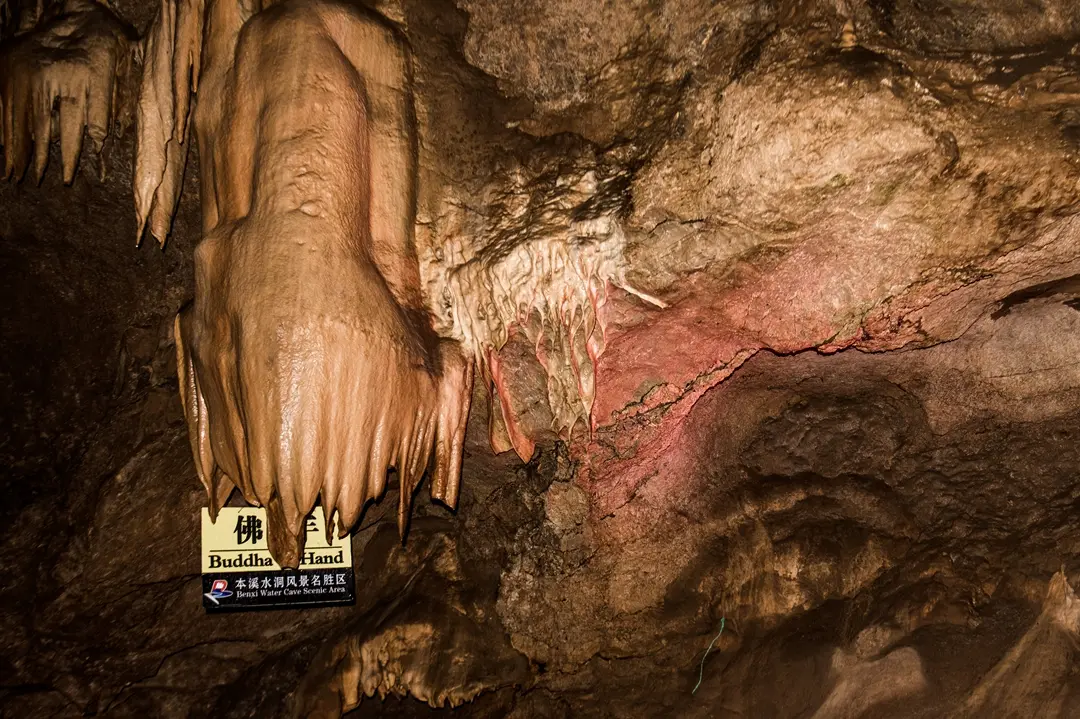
{"left": 0, "top": 0, "right": 135, "bottom": 183}
{"left": 6, "top": 0, "right": 1080, "bottom": 716}
{"left": 160, "top": 0, "right": 475, "bottom": 566}
{"left": 4, "top": 0, "right": 475, "bottom": 566}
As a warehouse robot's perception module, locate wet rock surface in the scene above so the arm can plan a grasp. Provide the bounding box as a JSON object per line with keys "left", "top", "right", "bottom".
{"left": 6, "top": 0, "right": 1080, "bottom": 717}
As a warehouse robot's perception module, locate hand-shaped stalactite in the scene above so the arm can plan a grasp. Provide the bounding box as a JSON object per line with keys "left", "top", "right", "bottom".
{"left": 175, "top": 215, "right": 474, "bottom": 567}
{"left": 167, "top": 1, "right": 474, "bottom": 567}
{"left": 4, "top": 0, "right": 479, "bottom": 569}
{"left": 0, "top": 0, "right": 136, "bottom": 183}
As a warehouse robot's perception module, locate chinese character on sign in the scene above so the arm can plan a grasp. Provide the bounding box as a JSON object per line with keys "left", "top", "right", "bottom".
{"left": 234, "top": 514, "right": 264, "bottom": 545}
{"left": 203, "top": 507, "right": 354, "bottom": 611}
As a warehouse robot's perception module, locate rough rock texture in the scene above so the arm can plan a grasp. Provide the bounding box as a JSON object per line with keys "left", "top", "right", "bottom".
{"left": 6, "top": 0, "right": 1080, "bottom": 717}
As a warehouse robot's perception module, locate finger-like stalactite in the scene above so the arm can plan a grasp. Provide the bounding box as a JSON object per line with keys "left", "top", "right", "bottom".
{"left": 0, "top": 0, "right": 135, "bottom": 184}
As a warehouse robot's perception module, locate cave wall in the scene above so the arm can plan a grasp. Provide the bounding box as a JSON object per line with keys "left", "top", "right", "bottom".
{"left": 4, "top": 0, "right": 1080, "bottom": 717}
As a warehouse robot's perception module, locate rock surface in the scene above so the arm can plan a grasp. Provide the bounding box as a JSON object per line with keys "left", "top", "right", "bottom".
{"left": 5, "top": 0, "right": 1080, "bottom": 717}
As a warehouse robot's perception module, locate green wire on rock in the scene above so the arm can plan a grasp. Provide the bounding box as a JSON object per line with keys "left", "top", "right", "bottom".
{"left": 692, "top": 617, "right": 726, "bottom": 695}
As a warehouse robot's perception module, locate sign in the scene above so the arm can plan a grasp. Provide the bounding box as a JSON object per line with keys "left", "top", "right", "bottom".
{"left": 200, "top": 506, "right": 355, "bottom": 612}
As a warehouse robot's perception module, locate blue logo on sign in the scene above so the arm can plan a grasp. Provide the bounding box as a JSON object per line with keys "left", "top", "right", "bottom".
{"left": 204, "top": 578, "right": 233, "bottom": 605}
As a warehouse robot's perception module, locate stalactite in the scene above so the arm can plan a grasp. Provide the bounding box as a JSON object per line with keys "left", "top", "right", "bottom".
{"left": 133, "top": 0, "right": 203, "bottom": 247}
{"left": 0, "top": 0, "right": 135, "bottom": 183}
{"left": 431, "top": 162, "right": 664, "bottom": 458}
